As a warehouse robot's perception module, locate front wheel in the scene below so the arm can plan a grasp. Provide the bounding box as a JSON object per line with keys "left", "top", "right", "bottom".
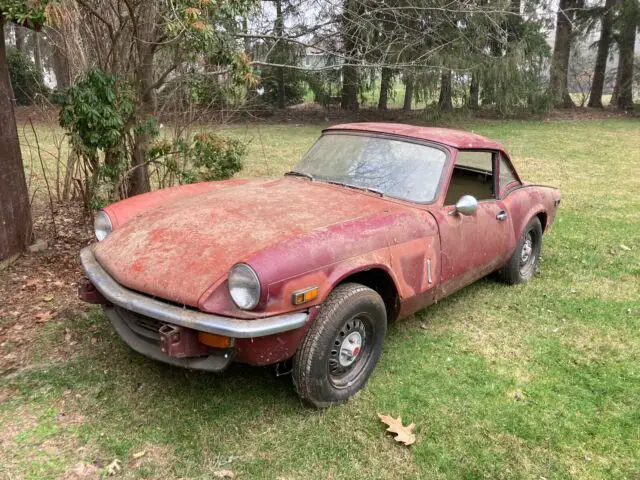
{"left": 498, "top": 217, "right": 543, "bottom": 284}
{"left": 293, "top": 283, "right": 387, "bottom": 408}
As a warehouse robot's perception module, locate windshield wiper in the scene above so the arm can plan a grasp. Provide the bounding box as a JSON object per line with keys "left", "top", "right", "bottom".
{"left": 326, "top": 180, "right": 384, "bottom": 197}
{"left": 285, "top": 170, "right": 314, "bottom": 181}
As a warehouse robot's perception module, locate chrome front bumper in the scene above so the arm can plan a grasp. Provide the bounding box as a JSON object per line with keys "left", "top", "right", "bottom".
{"left": 80, "top": 247, "right": 308, "bottom": 338}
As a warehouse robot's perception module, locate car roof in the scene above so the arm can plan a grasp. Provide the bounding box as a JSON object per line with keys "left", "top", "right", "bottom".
{"left": 324, "top": 123, "right": 505, "bottom": 151}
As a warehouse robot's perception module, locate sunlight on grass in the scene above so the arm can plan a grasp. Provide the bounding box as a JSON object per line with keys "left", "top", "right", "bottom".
{"left": 3, "top": 118, "right": 640, "bottom": 479}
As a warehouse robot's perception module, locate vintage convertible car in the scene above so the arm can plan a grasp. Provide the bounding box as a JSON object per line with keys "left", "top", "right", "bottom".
{"left": 79, "top": 123, "right": 560, "bottom": 407}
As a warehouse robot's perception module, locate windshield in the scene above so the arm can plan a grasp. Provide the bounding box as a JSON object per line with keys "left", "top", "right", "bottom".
{"left": 291, "top": 133, "right": 447, "bottom": 203}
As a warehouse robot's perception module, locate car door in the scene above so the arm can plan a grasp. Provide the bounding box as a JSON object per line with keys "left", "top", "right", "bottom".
{"left": 436, "top": 150, "right": 515, "bottom": 298}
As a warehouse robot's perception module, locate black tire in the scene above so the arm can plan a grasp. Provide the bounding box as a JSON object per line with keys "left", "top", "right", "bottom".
{"left": 498, "top": 216, "right": 543, "bottom": 284}
{"left": 292, "top": 283, "right": 387, "bottom": 408}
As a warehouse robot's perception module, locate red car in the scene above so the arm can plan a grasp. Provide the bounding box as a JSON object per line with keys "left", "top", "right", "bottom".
{"left": 79, "top": 123, "right": 560, "bottom": 407}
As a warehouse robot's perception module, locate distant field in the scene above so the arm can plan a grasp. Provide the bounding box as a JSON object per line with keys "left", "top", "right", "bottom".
{"left": 2, "top": 118, "right": 640, "bottom": 479}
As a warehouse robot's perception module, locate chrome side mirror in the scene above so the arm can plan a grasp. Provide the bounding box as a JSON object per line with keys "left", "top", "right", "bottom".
{"left": 454, "top": 195, "right": 478, "bottom": 216}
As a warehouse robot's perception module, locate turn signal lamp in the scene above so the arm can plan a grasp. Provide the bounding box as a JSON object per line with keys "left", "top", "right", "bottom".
{"left": 292, "top": 287, "right": 319, "bottom": 305}
{"left": 198, "top": 332, "right": 233, "bottom": 349}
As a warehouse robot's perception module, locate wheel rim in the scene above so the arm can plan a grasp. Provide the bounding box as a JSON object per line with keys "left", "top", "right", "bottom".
{"left": 519, "top": 230, "right": 537, "bottom": 276}
{"left": 328, "top": 314, "right": 374, "bottom": 389}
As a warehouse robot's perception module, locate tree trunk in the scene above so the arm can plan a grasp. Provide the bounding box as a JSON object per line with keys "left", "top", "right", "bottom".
{"left": 615, "top": 0, "right": 638, "bottom": 109}
{"left": 469, "top": 72, "right": 479, "bottom": 110}
{"left": 611, "top": 65, "right": 622, "bottom": 105}
{"left": 341, "top": 0, "right": 360, "bottom": 111}
{"left": 242, "top": 16, "right": 250, "bottom": 54}
{"left": 403, "top": 73, "right": 413, "bottom": 111}
{"left": 0, "top": 21, "right": 33, "bottom": 263}
{"left": 130, "top": 50, "right": 154, "bottom": 196}
{"left": 439, "top": 70, "right": 453, "bottom": 111}
{"left": 549, "top": 0, "right": 576, "bottom": 108}
{"left": 14, "top": 25, "right": 24, "bottom": 52}
{"left": 129, "top": 4, "right": 159, "bottom": 197}
{"left": 52, "top": 47, "right": 70, "bottom": 89}
{"left": 341, "top": 65, "right": 359, "bottom": 111}
{"left": 378, "top": 67, "right": 392, "bottom": 110}
{"left": 274, "top": 0, "right": 285, "bottom": 109}
{"left": 46, "top": 27, "right": 70, "bottom": 89}
{"left": 588, "top": 0, "right": 616, "bottom": 108}
{"left": 33, "top": 31, "right": 42, "bottom": 74}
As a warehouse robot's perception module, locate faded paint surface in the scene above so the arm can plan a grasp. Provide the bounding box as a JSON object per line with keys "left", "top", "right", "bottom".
{"left": 86, "top": 125, "right": 560, "bottom": 367}
{"left": 95, "top": 177, "right": 415, "bottom": 310}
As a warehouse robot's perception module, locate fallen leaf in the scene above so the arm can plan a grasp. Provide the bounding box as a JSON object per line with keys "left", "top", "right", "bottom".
{"left": 213, "top": 470, "right": 235, "bottom": 478}
{"left": 36, "top": 311, "right": 54, "bottom": 323}
{"left": 132, "top": 450, "right": 146, "bottom": 459}
{"left": 43, "top": 294, "right": 54, "bottom": 302}
{"left": 106, "top": 459, "right": 121, "bottom": 476}
{"left": 62, "top": 462, "right": 100, "bottom": 479}
{"left": 377, "top": 413, "right": 416, "bottom": 446}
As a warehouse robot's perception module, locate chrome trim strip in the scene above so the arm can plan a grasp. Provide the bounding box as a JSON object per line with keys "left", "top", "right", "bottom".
{"left": 80, "top": 247, "right": 308, "bottom": 338}
{"left": 427, "top": 258, "right": 432, "bottom": 284}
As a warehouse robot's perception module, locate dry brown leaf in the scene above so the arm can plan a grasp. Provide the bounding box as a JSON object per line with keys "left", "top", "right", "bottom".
{"left": 377, "top": 413, "right": 416, "bottom": 446}
{"left": 35, "top": 311, "right": 54, "bottom": 323}
{"left": 132, "top": 450, "right": 146, "bottom": 459}
{"left": 106, "top": 459, "right": 121, "bottom": 476}
{"left": 213, "top": 470, "right": 235, "bottom": 478}
{"left": 59, "top": 462, "right": 100, "bottom": 480}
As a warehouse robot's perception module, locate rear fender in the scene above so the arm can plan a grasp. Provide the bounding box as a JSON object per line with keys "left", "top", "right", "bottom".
{"left": 503, "top": 186, "right": 558, "bottom": 242}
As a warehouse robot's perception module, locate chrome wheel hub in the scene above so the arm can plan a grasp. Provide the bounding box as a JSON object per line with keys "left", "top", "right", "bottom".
{"left": 339, "top": 331, "right": 363, "bottom": 367}
{"left": 521, "top": 233, "right": 533, "bottom": 264}
{"left": 329, "top": 316, "right": 368, "bottom": 380}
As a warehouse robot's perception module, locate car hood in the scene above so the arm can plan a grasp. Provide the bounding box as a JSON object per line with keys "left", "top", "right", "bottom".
{"left": 93, "top": 177, "right": 394, "bottom": 307}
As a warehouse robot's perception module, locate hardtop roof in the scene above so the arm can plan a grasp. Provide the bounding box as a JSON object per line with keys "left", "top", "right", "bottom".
{"left": 324, "top": 123, "right": 506, "bottom": 151}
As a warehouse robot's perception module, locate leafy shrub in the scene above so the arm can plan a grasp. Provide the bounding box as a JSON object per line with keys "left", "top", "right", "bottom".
{"left": 59, "top": 68, "right": 247, "bottom": 209}
{"left": 59, "top": 69, "right": 135, "bottom": 205}
{"left": 7, "top": 47, "right": 47, "bottom": 105}
{"left": 306, "top": 70, "right": 341, "bottom": 106}
{"left": 260, "top": 67, "right": 307, "bottom": 107}
{"left": 59, "top": 69, "right": 135, "bottom": 152}
{"left": 149, "top": 133, "right": 245, "bottom": 185}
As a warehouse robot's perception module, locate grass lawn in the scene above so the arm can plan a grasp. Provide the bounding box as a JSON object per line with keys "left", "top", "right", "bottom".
{"left": 1, "top": 118, "right": 640, "bottom": 479}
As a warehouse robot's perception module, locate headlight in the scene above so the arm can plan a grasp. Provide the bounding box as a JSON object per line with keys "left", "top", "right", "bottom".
{"left": 94, "top": 210, "right": 113, "bottom": 241}
{"left": 228, "top": 263, "right": 261, "bottom": 310}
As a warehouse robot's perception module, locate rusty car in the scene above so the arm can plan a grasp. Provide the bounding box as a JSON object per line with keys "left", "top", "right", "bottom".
{"left": 79, "top": 123, "right": 560, "bottom": 407}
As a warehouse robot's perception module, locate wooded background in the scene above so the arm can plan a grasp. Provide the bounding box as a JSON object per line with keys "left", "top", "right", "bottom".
{"left": 0, "top": 0, "right": 638, "bottom": 262}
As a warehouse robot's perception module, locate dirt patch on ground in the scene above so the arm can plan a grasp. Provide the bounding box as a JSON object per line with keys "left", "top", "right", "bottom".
{"left": 0, "top": 202, "right": 93, "bottom": 375}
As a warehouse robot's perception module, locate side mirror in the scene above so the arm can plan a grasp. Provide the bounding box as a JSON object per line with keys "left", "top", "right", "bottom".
{"left": 454, "top": 195, "right": 478, "bottom": 216}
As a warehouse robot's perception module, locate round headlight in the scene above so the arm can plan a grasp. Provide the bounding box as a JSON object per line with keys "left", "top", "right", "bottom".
{"left": 94, "top": 210, "right": 113, "bottom": 241}
{"left": 228, "top": 263, "right": 261, "bottom": 310}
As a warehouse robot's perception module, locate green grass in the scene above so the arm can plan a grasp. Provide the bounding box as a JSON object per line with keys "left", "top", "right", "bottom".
{"left": 2, "top": 118, "right": 640, "bottom": 479}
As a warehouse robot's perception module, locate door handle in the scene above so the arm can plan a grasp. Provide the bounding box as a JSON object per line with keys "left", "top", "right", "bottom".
{"left": 496, "top": 211, "right": 507, "bottom": 221}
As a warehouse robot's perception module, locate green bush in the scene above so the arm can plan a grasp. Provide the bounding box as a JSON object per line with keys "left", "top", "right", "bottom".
{"left": 259, "top": 67, "right": 307, "bottom": 107}
{"left": 7, "top": 47, "right": 47, "bottom": 105}
{"left": 306, "top": 70, "right": 341, "bottom": 106}
{"left": 58, "top": 68, "right": 248, "bottom": 208}
{"left": 149, "top": 132, "right": 245, "bottom": 184}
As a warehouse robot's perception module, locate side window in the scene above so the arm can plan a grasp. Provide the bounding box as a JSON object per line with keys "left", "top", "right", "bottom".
{"left": 499, "top": 153, "right": 520, "bottom": 195}
{"left": 444, "top": 151, "right": 494, "bottom": 205}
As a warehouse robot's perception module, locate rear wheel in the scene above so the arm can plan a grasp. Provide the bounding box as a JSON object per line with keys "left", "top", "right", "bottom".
{"left": 498, "top": 217, "right": 542, "bottom": 284}
{"left": 293, "top": 283, "right": 387, "bottom": 408}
